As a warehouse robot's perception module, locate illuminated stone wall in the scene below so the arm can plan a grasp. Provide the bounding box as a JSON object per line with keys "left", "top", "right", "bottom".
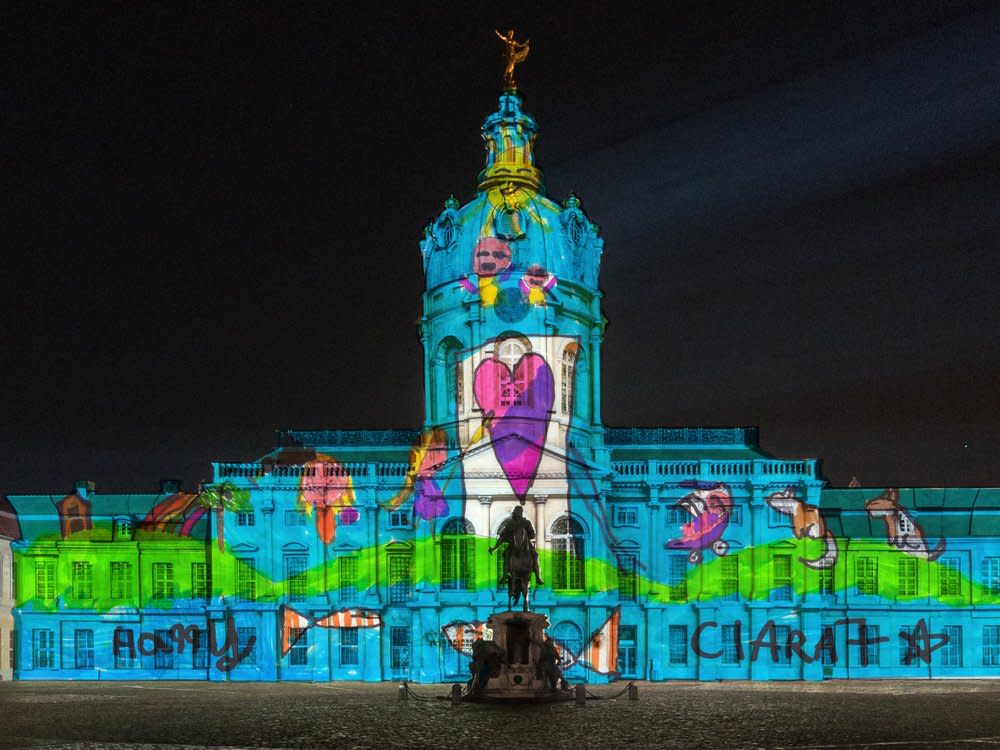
{"left": 6, "top": 89, "right": 1000, "bottom": 683}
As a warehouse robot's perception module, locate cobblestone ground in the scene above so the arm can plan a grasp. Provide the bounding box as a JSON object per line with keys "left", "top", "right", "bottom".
{"left": 3, "top": 680, "right": 1000, "bottom": 749}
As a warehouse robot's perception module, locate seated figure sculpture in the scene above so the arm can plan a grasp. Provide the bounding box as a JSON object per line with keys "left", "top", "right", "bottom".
{"left": 467, "top": 638, "right": 505, "bottom": 697}
{"left": 536, "top": 636, "right": 567, "bottom": 691}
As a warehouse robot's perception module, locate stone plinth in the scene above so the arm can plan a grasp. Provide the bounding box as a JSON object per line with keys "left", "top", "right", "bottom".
{"left": 483, "top": 610, "right": 564, "bottom": 700}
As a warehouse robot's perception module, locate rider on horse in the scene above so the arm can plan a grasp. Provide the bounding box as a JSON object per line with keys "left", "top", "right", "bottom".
{"left": 489, "top": 505, "right": 544, "bottom": 586}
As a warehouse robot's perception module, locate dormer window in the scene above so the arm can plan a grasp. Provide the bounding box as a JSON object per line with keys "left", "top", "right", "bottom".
{"left": 113, "top": 517, "right": 133, "bottom": 541}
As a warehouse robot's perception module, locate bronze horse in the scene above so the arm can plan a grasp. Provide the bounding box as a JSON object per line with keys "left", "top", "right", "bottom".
{"left": 507, "top": 524, "right": 533, "bottom": 611}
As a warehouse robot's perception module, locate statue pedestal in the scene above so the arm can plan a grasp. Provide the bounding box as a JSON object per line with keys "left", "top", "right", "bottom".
{"left": 482, "top": 611, "right": 567, "bottom": 700}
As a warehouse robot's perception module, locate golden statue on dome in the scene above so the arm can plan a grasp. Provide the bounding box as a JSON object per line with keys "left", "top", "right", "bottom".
{"left": 495, "top": 28, "right": 529, "bottom": 90}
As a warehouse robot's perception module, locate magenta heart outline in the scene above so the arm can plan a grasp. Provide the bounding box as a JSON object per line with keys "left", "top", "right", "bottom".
{"left": 472, "top": 352, "right": 554, "bottom": 501}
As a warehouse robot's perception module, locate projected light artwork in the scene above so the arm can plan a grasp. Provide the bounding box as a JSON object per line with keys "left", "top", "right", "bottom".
{"left": 4, "top": 33, "right": 999, "bottom": 684}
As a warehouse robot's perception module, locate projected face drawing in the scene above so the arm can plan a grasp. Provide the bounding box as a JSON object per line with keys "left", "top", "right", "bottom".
{"left": 472, "top": 237, "right": 512, "bottom": 277}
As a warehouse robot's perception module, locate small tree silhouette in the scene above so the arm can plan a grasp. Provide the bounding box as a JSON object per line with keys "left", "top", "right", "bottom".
{"left": 196, "top": 481, "right": 251, "bottom": 553}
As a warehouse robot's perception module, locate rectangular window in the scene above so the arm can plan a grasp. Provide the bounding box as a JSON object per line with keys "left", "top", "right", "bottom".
{"left": 939, "top": 557, "right": 961, "bottom": 597}
{"left": 236, "top": 511, "right": 255, "bottom": 527}
{"left": 285, "top": 555, "right": 308, "bottom": 602}
{"left": 113, "top": 517, "right": 133, "bottom": 540}
{"left": 191, "top": 562, "right": 208, "bottom": 600}
{"left": 613, "top": 505, "right": 638, "bottom": 527}
{"left": 774, "top": 625, "right": 791, "bottom": 665}
{"left": 32, "top": 629, "right": 55, "bottom": 669}
{"left": 667, "top": 555, "right": 688, "bottom": 602}
{"left": 729, "top": 505, "right": 743, "bottom": 527}
{"left": 237, "top": 627, "right": 256, "bottom": 666}
{"left": 668, "top": 556, "right": 688, "bottom": 602}
{"left": 284, "top": 509, "right": 307, "bottom": 526}
{"left": 899, "top": 625, "right": 918, "bottom": 666}
{"left": 390, "top": 626, "right": 410, "bottom": 677}
{"left": 71, "top": 561, "right": 93, "bottom": 600}
{"left": 856, "top": 556, "right": 878, "bottom": 596}
{"left": 771, "top": 554, "right": 792, "bottom": 601}
{"left": 720, "top": 555, "right": 739, "bottom": 601}
{"left": 668, "top": 625, "right": 687, "bottom": 665}
{"left": 114, "top": 630, "right": 134, "bottom": 669}
{"left": 983, "top": 625, "right": 1000, "bottom": 667}
{"left": 35, "top": 559, "right": 56, "bottom": 600}
{"left": 619, "top": 625, "right": 637, "bottom": 677}
{"left": 236, "top": 558, "right": 256, "bottom": 601}
{"left": 152, "top": 562, "right": 175, "bottom": 599}
{"left": 820, "top": 626, "right": 836, "bottom": 666}
{"left": 942, "top": 625, "right": 962, "bottom": 667}
{"left": 74, "top": 629, "right": 94, "bottom": 669}
{"left": 154, "top": 629, "right": 174, "bottom": 669}
{"left": 863, "top": 624, "right": 880, "bottom": 667}
{"left": 110, "top": 561, "right": 134, "bottom": 600}
{"left": 768, "top": 506, "right": 786, "bottom": 527}
{"left": 667, "top": 508, "right": 688, "bottom": 527}
{"left": 289, "top": 628, "right": 308, "bottom": 667}
{"left": 339, "top": 557, "right": 358, "bottom": 602}
{"left": 983, "top": 558, "right": 1000, "bottom": 596}
{"left": 722, "top": 624, "right": 741, "bottom": 664}
{"left": 388, "top": 553, "right": 413, "bottom": 605}
{"left": 898, "top": 557, "right": 918, "bottom": 597}
{"left": 192, "top": 628, "right": 209, "bottom": 669}
{"left": 388, "top": 510, "right": 410, "bottom": 529}
{"left": 340, "top": 627, "right": 359, "bottom": 667}
{"left": 617, "top": 553, "right": 637, "bottom": 601}
{"left": 818, "top": 566, "right": 835, "bottom": 598}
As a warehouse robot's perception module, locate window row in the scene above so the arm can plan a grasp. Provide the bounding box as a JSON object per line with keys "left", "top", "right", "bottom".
{"left": 30, "top": 560, "right": 209, "bottom": 601}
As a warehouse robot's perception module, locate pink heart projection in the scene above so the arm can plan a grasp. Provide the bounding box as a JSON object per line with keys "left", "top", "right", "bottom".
{"left": 473, "top": 352, "right": 554, "bottom": 501}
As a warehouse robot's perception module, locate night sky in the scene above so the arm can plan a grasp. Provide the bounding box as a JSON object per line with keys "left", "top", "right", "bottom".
{"left": 6, "top": 2, "right": 999, "bottom": 494}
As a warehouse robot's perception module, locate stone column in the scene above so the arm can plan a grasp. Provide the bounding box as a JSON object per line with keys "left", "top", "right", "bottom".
{"left": 647, "top": 483, "right": 661, "bottom": 597}
{"left": 590, "top": 328, "right": 602, "bottom": 429}
{"left": 420, "top": 323, "right": 432, "bottom": 426}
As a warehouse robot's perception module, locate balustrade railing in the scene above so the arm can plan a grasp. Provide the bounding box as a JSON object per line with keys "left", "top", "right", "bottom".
{"left": 610, "top": 458, "right": 816, "bottom": 481}
{"left": 605, "top": 426, "right": 759, "bottom": 446}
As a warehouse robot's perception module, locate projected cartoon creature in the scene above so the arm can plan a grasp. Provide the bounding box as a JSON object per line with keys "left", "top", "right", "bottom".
{"left": 489, "top": 505, "right": 543, "bottom": 611}
{"left": 384, "top": 428, "right": 449, "bottom": 521}
{"left": 865, "top": 487, "right": 946, "bottom": 561}
{"left": 519, "top": 264, "right": 557, "bottom": 306}
{"left": 666, "top": 480, "right": 733, "bottom": 564}
{"left": 298, "top": 454, "right": 357, "bottom": 544}
{"left": 458, "top": 237, "right": 513, "bottom": 307}
{"left": 765, "top": 486, "right": 839, "bottom": 569}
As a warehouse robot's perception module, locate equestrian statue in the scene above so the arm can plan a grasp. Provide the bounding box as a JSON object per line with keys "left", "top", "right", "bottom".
{"left": 489, "top": 505, "right": 544, "bottom": 611}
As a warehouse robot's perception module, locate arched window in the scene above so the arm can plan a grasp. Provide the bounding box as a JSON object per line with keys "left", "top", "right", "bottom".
{"left": 551, "top": 516, "right": 586, "bottom": 591}
{"left": 560, "top": 345, "right": 578, "bottom": 415}
{"left": 441, "top": 518, "right": 476, "bottom": 591}
{"left": 551, "top": 621, "right": 583, "bottom": 670}
{"left": 496, "top": 338, "right": 527, "bottom": 407}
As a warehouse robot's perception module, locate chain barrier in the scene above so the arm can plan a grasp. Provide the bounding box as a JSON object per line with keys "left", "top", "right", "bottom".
{"left": 585, "top": 681, "right": 635, "bottom": 700}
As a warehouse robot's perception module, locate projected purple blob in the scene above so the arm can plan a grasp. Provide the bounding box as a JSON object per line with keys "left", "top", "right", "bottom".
{"left": 338, "top": 507, "right": 360, "bottom": 525}
{"left": 414, "top": 477, "right": 447, "bottom": 520}
{"left": 473, "top": 352, "right": 554, "bottom": 502}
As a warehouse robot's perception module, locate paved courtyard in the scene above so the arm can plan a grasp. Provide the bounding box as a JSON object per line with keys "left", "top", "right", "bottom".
{"left": 2, "top": 680, "right": 1000, "bottom": 749}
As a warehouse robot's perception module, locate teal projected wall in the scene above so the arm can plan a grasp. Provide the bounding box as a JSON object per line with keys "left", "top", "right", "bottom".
{"left": 6, "top": 75, "right": 1000, "bottom": 684}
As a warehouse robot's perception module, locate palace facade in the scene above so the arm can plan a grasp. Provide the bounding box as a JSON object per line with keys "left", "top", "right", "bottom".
{"left": 6, "top": 82, "right": 1000, "bottom": 682}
